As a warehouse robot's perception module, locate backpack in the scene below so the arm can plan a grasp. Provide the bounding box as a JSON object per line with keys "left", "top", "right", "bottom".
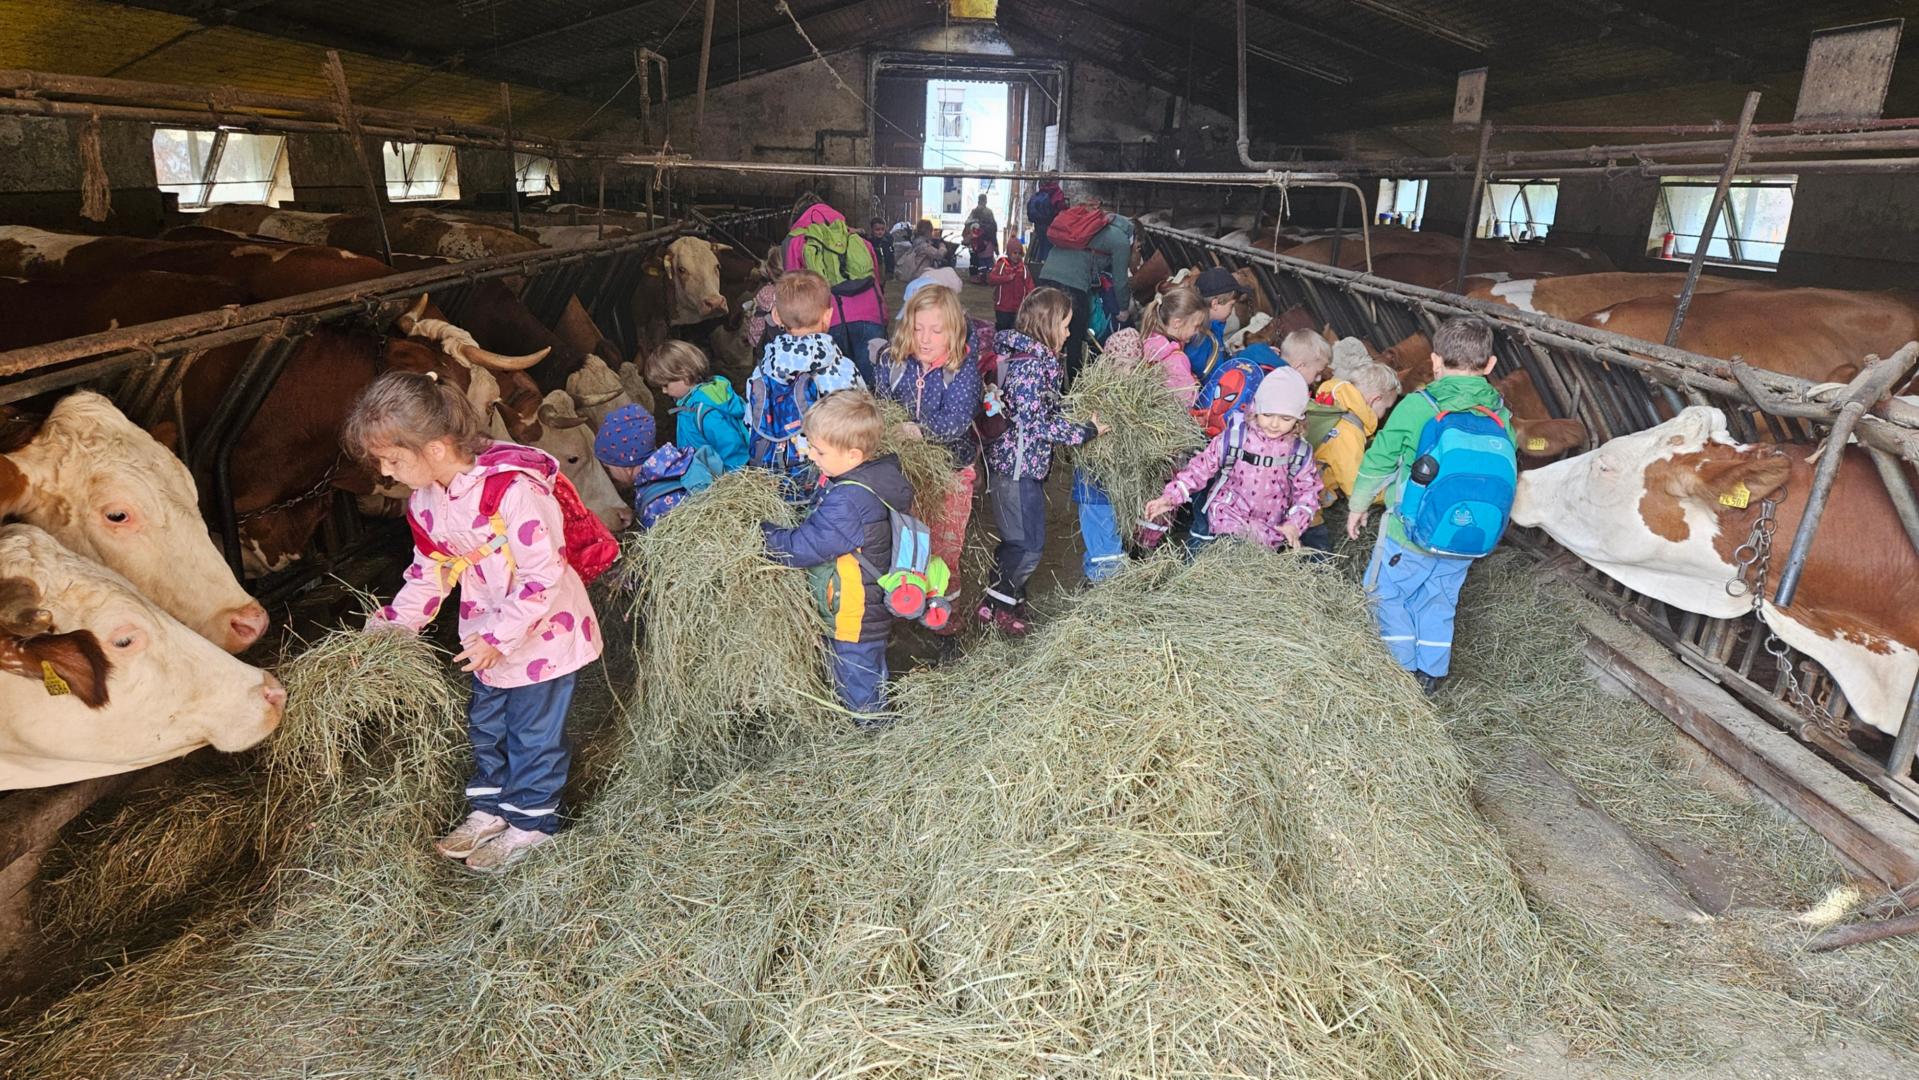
{"left": 1304, "top": 402, "right": 1364, "bottom": 448}
{"left": 1047, "top": 206, "right": 1112, "bottom": 251}
{"left": 1394, "top": 389, "right": 1518, "bottom": 558}
{"left": 809, "top": 480, "right": 954, "bottom": 631}
{"left": 406, "top": 466, "right": 619, "bottom": 592}
{"left": 1200, "top": 410, "right": 1313, "bottom": 520}
{"left": 632, "top": 444, "right": 725, "bottom": 529}
{"left": 746, "top": 368, "right": 822, "bottom": 476}
{"left": 1192, "top": 355, "right": 1269, "bottom": 439}
{"left": 789, "top": 219, "right": 877, "bottom": 298}
{"left": 1026, "top": 187, "right": 1061, "bottom": 229}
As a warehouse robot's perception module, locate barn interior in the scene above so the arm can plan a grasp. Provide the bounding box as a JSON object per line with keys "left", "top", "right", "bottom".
{"left": 6, "top": 2, "right": 1919, "bottom": 1077}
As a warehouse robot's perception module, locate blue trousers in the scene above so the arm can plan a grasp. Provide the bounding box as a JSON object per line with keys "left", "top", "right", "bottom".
{"left": 1363, "top": 532, "right": 1472, "bottom": 678}
{"left": 829, "top": 636, "right": 890, "bottom": 724}
{"left": 833, "top": 319, "right": 887, "bottom": 389}
{"left": 467, "top": 673, "right": 576, "bottom": 833}
{"left": 989, "top": 474, "right": 1047, "bottom": 603}
{"left": 1073, "top": 471, "right": 1126, "bottom": 583}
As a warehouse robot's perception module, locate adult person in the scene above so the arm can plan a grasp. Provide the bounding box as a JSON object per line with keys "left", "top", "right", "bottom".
{"left": 963, "top": 193, "right": 999, "bottom": 280}
{"left": 1035, "top": 196, "right": 1134, "bottom": 382}
{"left": 896, "top": 219, "right": 949, "bottom": 282}
{"left": 784, "top": 195, "right": 889, "bottom": 385}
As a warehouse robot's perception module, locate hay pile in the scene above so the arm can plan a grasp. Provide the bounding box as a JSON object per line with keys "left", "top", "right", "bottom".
{"left": 877, "top": 398, "right": 960, "bottom": 519}
{"left": 1064, "top": 353, "right": 1205, "bottom": 536}
{"left": 6, "top": 547, "right": 1664, "bottom": 1079}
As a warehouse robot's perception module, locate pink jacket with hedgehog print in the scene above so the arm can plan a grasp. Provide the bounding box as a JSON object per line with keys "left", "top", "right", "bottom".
{"left": 1163, "top": 421, "right": 1324, "bottom": 550}
{"left": 370, "top": 443, "right": 602, "bottom": 689}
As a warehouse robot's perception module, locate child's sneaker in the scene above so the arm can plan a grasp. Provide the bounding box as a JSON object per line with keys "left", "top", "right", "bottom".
{"left": 995, "top": 604, "right": 1031, "bottom": 638}
{"left": 434, "top": 810, "right": 506, "bottom": 859}
{"left": 975, "top": 600, "right": 997, "bottom": 627}
{"left": 463, "top": 826, "right": 552, "bottom": 874}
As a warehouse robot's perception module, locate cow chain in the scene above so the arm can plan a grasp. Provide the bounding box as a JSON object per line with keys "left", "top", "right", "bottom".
{"left": 1726, "top": 498, "right": 1849, "bottom": 741}
{"left": 235, "top": 456, "right": 345, "bottom": 525}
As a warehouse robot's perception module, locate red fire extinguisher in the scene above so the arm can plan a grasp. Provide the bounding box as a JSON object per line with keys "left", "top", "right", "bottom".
{"left": 1660, "top": 231, "right": 1677, "bottom": 258}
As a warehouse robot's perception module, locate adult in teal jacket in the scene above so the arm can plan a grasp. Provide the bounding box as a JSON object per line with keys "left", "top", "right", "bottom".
{"left": 1036, "top": 207, "right": 1133, "bottom": 381}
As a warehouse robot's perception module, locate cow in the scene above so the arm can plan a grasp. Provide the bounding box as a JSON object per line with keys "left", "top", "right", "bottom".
{"left": 565, "top": 355, "right": 636, "bottom": 431}
{"left": 636, "top": 234, "right": 730, "bottom": 333}
{"left": 1467, "top": 272, "right": 1763, "bottom": 321}
{"left": 491, "top": 391, "right": 630, "bottom": 533}
{"left": 1511, "top": 406, "right": 1919, "bottom": 739}
{"left": 0, "top": 524, "right": 285, "bottom": 789}
{"left": 1347, "top": 333, "right": 1586, "bottom": 462}
{"left": 1581, "top": 288, "right": 1919, "bottom": 388}
{"left": 198, "top": 206, "right": 547, "bottom": 262}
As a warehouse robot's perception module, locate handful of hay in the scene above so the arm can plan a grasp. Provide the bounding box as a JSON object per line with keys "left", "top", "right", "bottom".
{"left": 876, "top": 399, "right": 959, "bottom": 519}
{"left": 1064, "top": 354, "right": 1206, "bottom": 536}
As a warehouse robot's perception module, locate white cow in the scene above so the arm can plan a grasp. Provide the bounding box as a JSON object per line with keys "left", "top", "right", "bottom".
{"left": 0, "top": 525, "right": 285, "bottom": 789}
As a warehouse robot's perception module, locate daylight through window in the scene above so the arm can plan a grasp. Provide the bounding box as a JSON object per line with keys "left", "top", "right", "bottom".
{"left": 515, "top": 153, "right": 559, "bottom": 197}
{"left": 1650, "top": 176, "right": 1795, "bottom": 267}
{"left": 151, "top": 128, "right": 293, "bottom": 210}
{"left": 383, "top": 142, "right": 461, "bottom": 202}
{"left": 1479, "top": 179, "right": 1558, "bottom": 240}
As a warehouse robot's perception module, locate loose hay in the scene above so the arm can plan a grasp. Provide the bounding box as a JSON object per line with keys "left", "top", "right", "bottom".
{"left": 877, "top": 399, "right": 960, "bottom": 520}
{"left": 1063, "top": 354, "right": 1205, "bottom": 536}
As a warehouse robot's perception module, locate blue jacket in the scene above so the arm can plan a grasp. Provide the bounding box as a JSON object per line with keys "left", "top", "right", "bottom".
{"left": 761, "top": 455, "right": 914, "bottom": 644}
{"left": 1185, "top": 321, "right": 1227, "bottom": 381}
{"left": 673, "top": 376, "right": 750, "bottom": 472}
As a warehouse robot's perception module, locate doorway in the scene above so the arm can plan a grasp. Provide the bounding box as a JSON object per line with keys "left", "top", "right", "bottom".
{"left": 920, "top": 80, "right": 1013, "bottom": 265}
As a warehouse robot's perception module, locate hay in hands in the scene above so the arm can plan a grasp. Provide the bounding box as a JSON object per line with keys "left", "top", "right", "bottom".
{"left": 1063, "top": 353, "right": 1205, "bottom": 535}
{"left": 876, "top": 399, "right": 959, "bottom": 520}
{"left": 623, "top": 469, "right": 839, "bottom": 782}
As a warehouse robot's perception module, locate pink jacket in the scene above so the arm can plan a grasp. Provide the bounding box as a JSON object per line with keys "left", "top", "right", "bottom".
{"left": 783, "top": 204, "right": 888, "bottom": 327}
{"left": 1164, "top": 422, "right": 1324, "bottom": 550}
{"left": 372, "top": 444, "right": 602, "bottom": 689}
{"left": 1143, "top": 333, "right": 1199, "bottom": 403}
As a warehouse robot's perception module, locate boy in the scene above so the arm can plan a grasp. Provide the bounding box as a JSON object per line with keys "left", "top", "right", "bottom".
{"left": 987, "top": 237, "right": 1035, "bottom": 331}
{"left": 645, "top": 339, "right": 750, "bottom": 472}
{"left": 1194, "top": 265, "right": 1248, "bottom": 342}
{"left": 1346, "top": 318, "right": 1511, "bottom": 695}
{"left": 591, "top": 404, "right": 657, "bottom": 488}
{"left": 1184, "top": 266, "right": 1240, "bottom": 381}
{"left": 748, "top": 270, "right": 863, "bottom": 475}
{"left": 1302, "top": 360, "right": 1400, "bottom": 553}
{"left": 1278, "top": 328, "right": 1332, "bottom": 390}
{"left": 760, "top": 390, "right": 915, "bottom": 725}
{"left": 868, "top": 217, "right": 896, "bottom": 279}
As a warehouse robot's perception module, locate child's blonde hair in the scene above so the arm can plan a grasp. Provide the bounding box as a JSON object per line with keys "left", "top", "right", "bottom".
{"left": 803, "top": 389, "right": 885, "bottom": 457}
{"left": 341, "top": 370, "right": 492, "bottom": 463}
{"left": 644, "top": 339, "right": 710, "bottom": 386}
{"left": 1014, "top": 287, "right": 1073, "bottom": 354}
{"left": 890, "top": 284, "right": 968, "bottom": 371}
{"left": 1349, "top": 361, "right": 1403, "bottom": 409}
{"left": 1280, "top": 328, "right": 1333, "bottom": 370}
{"left": 774, "top": 270, "right": 832, "bottom": 330}
{"left": 1139, "top": 284, "right": 1206, "bottom": 341}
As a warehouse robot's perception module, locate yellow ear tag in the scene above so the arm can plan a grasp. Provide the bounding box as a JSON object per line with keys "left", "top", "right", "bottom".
{"left": 1525, "top": 437, "right": 1548, "bottom": 452}
{"left": 41, "top": 661, "right": 71, "bottom": 697}
{"left": 1718, "top": 482, "right": 1752, "bottom": 509}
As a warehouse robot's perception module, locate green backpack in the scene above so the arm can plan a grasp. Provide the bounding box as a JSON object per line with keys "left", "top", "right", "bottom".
{"left": 790, "top": 218, "right": 878, "bottom": 298}
{"left": 1304, "top": 401, "right": 1364, "bottom": 448}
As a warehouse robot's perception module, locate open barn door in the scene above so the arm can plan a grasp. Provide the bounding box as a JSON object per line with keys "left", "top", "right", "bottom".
{"left": 874, "top": 76, "right": 926, "bottom": 228}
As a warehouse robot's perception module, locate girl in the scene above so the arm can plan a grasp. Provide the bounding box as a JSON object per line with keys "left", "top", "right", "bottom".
{"left": 982, "top": 288, "right": 1104, "bottom": 635}
{"left": 1145, "top": 366, "right": 1324, "bottom": 552}
{"left": 345, "top": 371, "right": 600, "bottom": 874}
{"left": 986, "top": 237, "right": 1035, "bottom": 331}
{"left": 1136, "top": 285, "right": 1207, "bottom": 404}
{"left": 746, "top": 245, "right": 785, "bottom": 358}
{"left": 872, "top": 282, "right": 987, "bottom": 643}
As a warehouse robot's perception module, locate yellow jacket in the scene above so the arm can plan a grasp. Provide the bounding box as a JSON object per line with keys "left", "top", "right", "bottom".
{"left": 1309, "top": 378, "right": 1381, "bottom": 526}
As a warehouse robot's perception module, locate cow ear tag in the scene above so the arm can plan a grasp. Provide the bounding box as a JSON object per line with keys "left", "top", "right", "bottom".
{"left": 1718, "top": 482, "right": 1752, "bottom": 509}
{"left": 40, "top": 661, "right": 70, "bottom": 697}
{"left": 1525, "top": 437, "right": 1548, "bottom": 452}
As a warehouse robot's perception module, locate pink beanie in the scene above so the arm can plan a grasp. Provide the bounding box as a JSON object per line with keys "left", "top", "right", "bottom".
{"left": 1101, "top": 328, "right": 1144, "bottom": 366}
{"left": 1254, "top": 366, "right": 1310, "bottom": 418}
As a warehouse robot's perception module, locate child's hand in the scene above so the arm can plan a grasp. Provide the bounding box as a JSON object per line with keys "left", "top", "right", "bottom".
{"left": 1345, "top": 508, "right": 1371, "bottom": 541}
{"left": 1143, "top": 496, "right": 1175, "bottom": 521}
{"left": 898, "top": 422, "right": 923, "bottom": 441}
{"left": 455, "top": 637, "right": 504, "bottom": 673}
{"left": 1279, "top": 521, "right": 1305, "bottom": 548}
{"left": 1090, "top": 412, "right": 1111, "bottom": 436}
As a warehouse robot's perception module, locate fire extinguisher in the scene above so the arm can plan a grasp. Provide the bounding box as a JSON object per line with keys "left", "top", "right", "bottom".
{"left": 1660, "top": 231, "right": 1677, "bottom": 258}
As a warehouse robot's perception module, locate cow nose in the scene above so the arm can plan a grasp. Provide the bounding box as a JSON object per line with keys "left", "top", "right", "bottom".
{"left": 260, "top": 671, "right": 287, "bottom": 718}
{"left": 609, "top": 505, "right": 634, "bottom": 531}
{"left": 227, "top": 602, "right": 270, "bottom": 650}
{"left": 703, "top": 295, "right": 727, "bottom": 315}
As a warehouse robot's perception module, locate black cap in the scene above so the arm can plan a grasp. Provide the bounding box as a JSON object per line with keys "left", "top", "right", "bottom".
{"left": 1195, "top": 266, "right": 1247, "bottom": 298}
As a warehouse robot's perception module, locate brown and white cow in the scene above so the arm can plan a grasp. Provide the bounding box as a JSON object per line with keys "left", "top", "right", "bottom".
{"left": 491, "top": 391, "right": 631, "bottom": 533}
{"left": 198, "top": 206, "right": 547, "bottom": 263}
{"left": 1467, "top": 271, "right": 1762, "bottom": 322}
{"left": 1582, "top": 288, "right": 1919, "bottom": 388}
{"left": 0, "top": 524, "right": 285, "bottom": 789}
{"left": 1512, "top": 406, "right": 1919, "bottom": 737}
{"left": 1, "top": 393, "right": 268, "bottom": 653}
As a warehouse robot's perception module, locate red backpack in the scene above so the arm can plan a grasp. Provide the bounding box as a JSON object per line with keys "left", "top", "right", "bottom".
{"left": 406, "top": 468, "right": 619, "bottom": 593}
{"left": 1047, "top": 206, "right": 1113, "bottom": 251}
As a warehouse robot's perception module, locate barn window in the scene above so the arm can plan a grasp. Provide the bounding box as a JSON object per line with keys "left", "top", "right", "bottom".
{"left": 515, "top": 153, "right": 559, "bottom": 197}
{"left": 1376, "top": 178, "right": 1427, "bottom": 228}
{"left": 1479, "top": 179, "right": 1558, "bottom": 241}
{"left": 1650, "top": 176, "right": 1795, "bottom": 267}
{"left": 382, "top": 142, "right": 460, "bottom": 202}
{"left": 937, "top": 88, "right": 967, "bottom": 140}
{"left": 151, "top": 128, "right": 293, "bottom": 211}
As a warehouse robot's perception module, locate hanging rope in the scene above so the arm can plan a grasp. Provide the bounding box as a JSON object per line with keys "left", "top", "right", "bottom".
{"left": 76, "top": 111, "right": 111, "bottom": 223}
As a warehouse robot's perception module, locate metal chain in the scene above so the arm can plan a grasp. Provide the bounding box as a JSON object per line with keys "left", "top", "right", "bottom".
{"left": 1725, "top": 498, "right": 1849, "bottom": 739}
{"left": 235, "top": 456, "right": 344, "bottom": 524}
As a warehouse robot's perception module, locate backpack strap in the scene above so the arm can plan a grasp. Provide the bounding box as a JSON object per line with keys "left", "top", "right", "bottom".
{"left": 1201, "top": 411, "right": 1247, "bottom": 516}
{"left": 1314, "top": 410, "right": 1363, "bottom": 447}
{"left": 411, "top": 475, "right": 519, "bottom": 596}
{"left": 831, "top": 478, "right": 900, "bottom": 580}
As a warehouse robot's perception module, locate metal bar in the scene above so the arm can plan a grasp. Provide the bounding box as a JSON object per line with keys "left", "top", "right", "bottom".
{"left": 1455, "top": 121, "right": 1494, "bottom": 293}
{"left": 692, "top": 0, "right": 718, "bottom": 158}
{"left": 1666, "top": 91, "right": 1761, "bottom": 348}
{"left": 501, "top": 83, "right": 521, "bottom": 236}
{"left": 596, "top": 162, "right": 606, "bottom": 243}
{"left": 322, "top": 51, "right": 394, "bottom": 268}
{"left": 1890, "top": 675, "right": 1919, "bottom": 781}
{"left": 1868, "top": 447, "right": 1919, "bottom": 559}
{"left": 194, "top": 128, "right": 228, "bottom": 211}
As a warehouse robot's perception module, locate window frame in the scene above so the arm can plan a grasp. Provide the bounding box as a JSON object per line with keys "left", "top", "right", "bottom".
{"left": 514, "top": 152, "right": 559, "bottom": 197}
{"left": 151, "top": 127, "right": 293, "bottom": 211}
{"left": 1651, "top": 176, "right": 1796, "bottom": 269}
{"left": 382, "top": 141, "right": 462, "bottom": 203}
{"left": 1479, "top": 178, "right": 1559, "bottom": 240}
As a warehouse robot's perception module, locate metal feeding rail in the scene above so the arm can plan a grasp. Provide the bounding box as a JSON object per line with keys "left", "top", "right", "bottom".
{"left": 1138, "top": 222, "right": 1919, "bottom": 835}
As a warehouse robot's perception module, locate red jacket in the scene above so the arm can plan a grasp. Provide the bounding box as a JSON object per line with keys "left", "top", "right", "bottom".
{"left": 987, "top": 256, "right": 1034, "bottom": 314}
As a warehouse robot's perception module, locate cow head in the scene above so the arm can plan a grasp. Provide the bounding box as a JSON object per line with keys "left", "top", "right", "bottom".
{"left": 517, "top": 392, "right": 631, "bottom": 533}
{"left": 0, "top": 526, "right": 285, "bottom": 789}
{"left": 1512, "top": 407, "right": 1790, "bottom": 619}
{"left": 0, "top": 392, "right": 268, "bottom": 653}
{"left": 661, "top": 236, "right": 729, "bottom": 326}
{"left": 564, "top": 355, "right": 635, "bottom": 431}
{"left": 1377, "top": 333, "right": 1435, "bottom": 390}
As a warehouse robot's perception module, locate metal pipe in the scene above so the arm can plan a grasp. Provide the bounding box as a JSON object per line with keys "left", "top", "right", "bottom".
{"left": 692, "top": 0, "right": 718, "bottom": 158}
{"left": 1889, "top": 673, "right": 1919, "bottom": 781}
{"left": 1666, "top": 92, "right": 1760, "bottom": 348}
{"left": 501, "top": 83, "right": 521, "bottom": 236}
{"left": 322, "top": 51, "right": 394, "bottom": 268}
{"left": 1405, "top": 116, "right": 1919, "bottom": 137}
{"left": 1868, "top": 446, "right": 1919, "bottom": 563}
{"left": 1455, "top": 121, "right": 1494, "bottom": 293}
{"left": 1493, "top": 158, "right": 1919, "bottom": 179}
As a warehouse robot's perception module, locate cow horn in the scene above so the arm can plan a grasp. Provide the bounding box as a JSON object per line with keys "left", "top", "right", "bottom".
{"left": 574, "top": 388, "right": 626, "bottom": 409}
{"left": 461, "top": 343, "right": 552, "bottom": 372}
{"left": 537, "top": 402, "right": 592, "bottom": 430}
{"left": 0, "top": 578, "right": 53, "bottom": 637}
{"left": 398, "top": 293, "right": 430, "bottom": 333}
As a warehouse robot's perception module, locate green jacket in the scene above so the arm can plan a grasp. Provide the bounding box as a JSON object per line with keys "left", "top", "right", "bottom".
{"left": 1035, "top": 215, "right": 1132, "bottom": 301}
{"left": 1351, "top": 374, "right": 1513, "bottom": 550}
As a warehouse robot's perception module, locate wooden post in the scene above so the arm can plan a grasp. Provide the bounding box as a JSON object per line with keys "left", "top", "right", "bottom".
{"left": 501, "top": 82, "right": 522, "bottom": 235}
{"left": 1453, "top": 120, "right": 1494, "bottom": 293}
{"left": 692, "top": 0, "right": 718, "bottom": 157}
{"left": 1665, "top": 91, "right": 1761, "bottom": 347}
{"left": 321, "top": 50, "right": 394, "bottom": 267}
{"left": 596, "top": 161, "right": 607, "bottom": 242}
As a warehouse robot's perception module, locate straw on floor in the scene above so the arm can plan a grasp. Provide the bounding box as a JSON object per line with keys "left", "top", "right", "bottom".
{"left": 1063, "top": 353, "right": 1206, "bottom": 538}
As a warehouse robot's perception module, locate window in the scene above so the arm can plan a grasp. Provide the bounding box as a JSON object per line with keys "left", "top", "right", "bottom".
{"left": 1650, "top": 176, "right": 1795, "bottom": 267}
{"left": 515, "top": 153, "right": 559, "bottom": 197}
{"left": 1479, "top": 179, "right": 1558, "bottom": 240}
{"left": 382, "top": 142, "right": 460, "bottom": 202}
{"left": 938, "top": 89, "right": 966, "bottom": 140}
{"left": 1376, "top": 178, "right": 1427, "bottom": 228}
{"left": 151, "top": 128, "right": 292, "bottom": 210}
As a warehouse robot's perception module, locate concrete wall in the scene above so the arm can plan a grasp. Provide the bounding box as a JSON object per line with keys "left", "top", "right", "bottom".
{"left": 1546, "top": 174, "right": 1661, "bottom": 269}
{"left": 0, "top": 115, "right": 166, "bottom": 234}
{"left": 1777, "top": 173, "right": 1919, "bottom": 289}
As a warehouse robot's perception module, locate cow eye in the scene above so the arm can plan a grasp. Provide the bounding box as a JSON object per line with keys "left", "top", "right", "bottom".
{"left": 113, "top": 635, "right": 134, "bottom": 648}
{"left": 106, "top": 511, "right": 128, "bottom": 523}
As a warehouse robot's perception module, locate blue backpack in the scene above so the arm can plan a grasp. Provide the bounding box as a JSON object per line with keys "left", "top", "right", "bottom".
{"left": 1192, "top": 344, "right": 1280, "bottom": 439}
{"left": 1395, "top": 390, "right": 1518, "bottom": 557}
{"left": 634, "top": 444, "right": 725, "bottom": 529}
{"left": 746, "top": 368, "right": 821, "bottom": 478}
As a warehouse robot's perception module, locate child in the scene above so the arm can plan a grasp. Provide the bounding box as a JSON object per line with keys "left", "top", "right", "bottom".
{"left": 759, "top": 390, "right": 914, "bottom": 724}
{"left": 987, "top": 237, "right": 1035, "bottom": 331}
{"left": 1302, "top": 360, "right": 1401, "bottom": 553}
{"left": 868, "top": 217, "right": 896, "bottom": 279}
{"left": 646, "top": 339, "right": 750, "bottom": 472}
{"left": 1137, "top": 285, "right": 1206, "bottom": 404}
{"left": 591, "top": 402, "right": 657, "bottom": 486}
{"left": 982, "top": 288, "right": 1103, "bottom": 635}
{"left": 346, "top": 371, "right": 600, "bottom": 874}
{"left": 748, "top": 270, "right": 863, "bottom": 477}
{"left": 746, "top": 245, "right": 785, "bottom": 356}
{"left": 1279, "top": 328, "right": 1332, "bottom": 391}
{"left": 1347, "top": 317, "right": 1512, "bottom": 695}
{"left": 1147, "top": 366, "right": 1322, "bottom": 552}
{"left": 1191, "top": 267, "right": 1243, "bottom": 373}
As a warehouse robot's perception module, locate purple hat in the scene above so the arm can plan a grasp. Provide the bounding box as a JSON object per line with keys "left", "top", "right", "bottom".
{"left": 593, "top": 404, "right": 657, "bottom": 467}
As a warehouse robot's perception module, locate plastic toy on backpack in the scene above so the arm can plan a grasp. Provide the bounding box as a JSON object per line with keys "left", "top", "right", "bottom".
{"left": 841, "top": 481, "right": 956, "bottom": 630}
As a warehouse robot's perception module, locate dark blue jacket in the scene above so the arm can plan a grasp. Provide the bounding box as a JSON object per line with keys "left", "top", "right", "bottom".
{"left": 762, "top": 454, "right": 914, "bottom": 643}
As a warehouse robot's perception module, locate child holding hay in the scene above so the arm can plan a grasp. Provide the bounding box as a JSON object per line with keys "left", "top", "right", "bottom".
{"left": 1137, "top": 286, "right": 1206, "bottom": 404}
{"left": 345, "top": 371, "right": 601, "bottom": 874}
{"left": 646, "top": 340, "right": 751, "bottom": 472}
{"left": 982, "top": 287, "right": 1106, "bottom": 634}
{"left": 1145, "top": 366, "right": 1323, "bottom": 552}
{"left": 760, "top": 390, "right": 915, "bottom": 724}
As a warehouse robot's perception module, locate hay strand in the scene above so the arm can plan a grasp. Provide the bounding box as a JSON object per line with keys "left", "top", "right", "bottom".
{"left": 1063, "top": 355, "right": 1205, "bottom": 536}
{"left": 876, "top": 399, "right": 959, "bottom": 520}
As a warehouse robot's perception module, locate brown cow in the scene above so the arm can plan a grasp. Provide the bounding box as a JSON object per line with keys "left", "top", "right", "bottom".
{"left": 1581, "top": 288, "right": 1919, "bottom": 387}
{"left": 1467, "top": 271, "right": 1763, "bottom": 321}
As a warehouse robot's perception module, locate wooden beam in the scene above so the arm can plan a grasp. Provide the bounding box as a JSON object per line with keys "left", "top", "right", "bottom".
{"left": 477, "top": 0, "right": 683, "bottom": 55}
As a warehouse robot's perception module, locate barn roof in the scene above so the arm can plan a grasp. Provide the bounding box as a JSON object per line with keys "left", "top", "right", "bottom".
{"left": 3, "top": 0, "right": 1914, "bottom": 152}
